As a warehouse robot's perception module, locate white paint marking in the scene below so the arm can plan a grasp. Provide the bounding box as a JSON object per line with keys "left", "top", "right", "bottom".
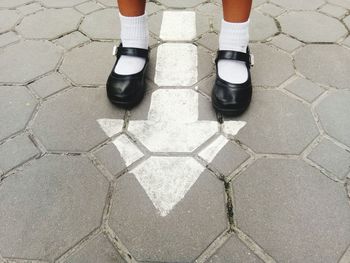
{"left": 154, "top": 43, "right": 198, "bottom": 87}
{"left": 96, "top": 11, "right": 248, "bottom": 217}
{"left": 198, "top": 135, "right": 228, "bottom": 163}
{"left": 97, "top": 119, "right": 124, "bottom": 137}
{"left": 222, "top": 121, "right": 247, "bottom": 137}
{"left": 112, "top": 134, "right": 144, "bottom": 166}
{"left": 148, "top": 89, "right": 198, "bottom": 123}
{"left": 128, "top": 89, "right": 218, "bottom": 152}
{"left": 132, "top": 156, "right": 204, "bottom": 217}
{"left": 160, "top": 11, "right": 196, "bottom": 41}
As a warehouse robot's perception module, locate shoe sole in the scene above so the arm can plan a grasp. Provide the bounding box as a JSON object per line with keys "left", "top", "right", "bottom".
{"left": 212, "top": 100, "right": 248, "bottom": 117}
{"left": 107, "top": 88, "right": 145, "bottom": 110}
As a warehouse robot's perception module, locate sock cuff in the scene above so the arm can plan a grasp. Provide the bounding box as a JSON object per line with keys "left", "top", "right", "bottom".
{"left": 221, "top": 18, "right": 250, "bottom": 31}
{"left": 119, "top": 11, "right": 149, "bottom": 49}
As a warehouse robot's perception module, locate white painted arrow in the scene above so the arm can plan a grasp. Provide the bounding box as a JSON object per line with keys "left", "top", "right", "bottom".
{"left": 97, "top": 11, "right": 246, "bottom": 217}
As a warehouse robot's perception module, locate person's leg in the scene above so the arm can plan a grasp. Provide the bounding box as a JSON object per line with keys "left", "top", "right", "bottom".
{"left": 218, "top": 0, "right": 252, "bottom": 84}
{"left": 114, "top": 0, "right": 148, "bottom": 75}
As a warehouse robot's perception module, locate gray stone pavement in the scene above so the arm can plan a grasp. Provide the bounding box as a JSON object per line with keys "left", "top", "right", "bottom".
{"left": 0, "top": 0, "right": 350, "bottom": 262}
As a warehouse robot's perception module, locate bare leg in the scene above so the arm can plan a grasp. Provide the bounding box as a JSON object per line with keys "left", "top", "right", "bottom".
{"left": 222, "top": 0, "right": 253, "bottom": 22}
{"left": 117, "top": 0, "right": 146, "bottom": 16}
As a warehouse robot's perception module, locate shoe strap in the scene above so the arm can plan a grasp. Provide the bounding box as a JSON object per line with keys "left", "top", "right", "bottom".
{"left": 115, "top": 43, "right": 149, "bottom": 59}
{"left": 216, "top": 48, "right": 252, "bottom": 66}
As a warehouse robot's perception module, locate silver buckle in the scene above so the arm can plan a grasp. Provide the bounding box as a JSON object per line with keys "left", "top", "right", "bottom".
{"left": 249, "top": 53, "right": 254, "bottom": 67}
{"left": 112, "top": 45, "right": 117, "bottom": 56}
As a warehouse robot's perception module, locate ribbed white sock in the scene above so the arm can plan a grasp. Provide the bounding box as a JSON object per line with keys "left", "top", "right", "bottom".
{"left": 114, "top": 12, "right": 149, "bottom": 75}
{"left": 218, "top": 18, "right": 250, "bottom": 84}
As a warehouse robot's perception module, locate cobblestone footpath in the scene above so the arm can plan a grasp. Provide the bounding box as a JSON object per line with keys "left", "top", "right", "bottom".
{"left": 1, "top": 0, "right": 350, "bottom": 262}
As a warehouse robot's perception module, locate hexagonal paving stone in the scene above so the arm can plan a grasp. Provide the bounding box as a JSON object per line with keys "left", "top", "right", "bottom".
{"left": 233, "top": 159, "right": 350, "bottom": 263}
{"left": 158, "top": 0, "right": 203, "bottom": 8}
{"left": 270, "top": 0, "right": 325, "bottom": 10}
{"left": 0, "top": 10, "right": 20, "bottom": 34}
{"left": 207, "top": 234, "right": 262, "bottom": 262}
{"left": 0, "top": 0, "right": 32, "bottom": 8}
{"left": 235, "top": 90, "right": 319, "bottom": 154}
{"left": 0, "top": 40, "right": 62, "bottom": 84}
{"left": 295, "top": 44, "right": 350, "bottom": 89}
{"left": 279, "top": 11, "right": 347, "bottom": 43}
{"left": 96, "top": 0, "right": 116, "bottom": 7}
{"left": 80, "top": 8, "right": 119, "bottom": 40}
{"left": 249, "top": 11, "right": 278, "bottom": 42}
{"left": 0, "top": 155, "right": 109, "bottom": 261}
{"left": 64, "top": 234, "right": 125, "bottom": 263}
{"left": 250, "top": 43, "right": 294, "bottom": 87}
{"left": 109, "top": 168, "right": 227, "bottom": 262}
{"left": 16, "top": 8, "right": 82, "bottom": 39}
{"left": 60, "top": 41, "right": 115, "bottom": 85}
{"left": 0, "top": 86, "right": 37, "bottom": 141}
{"left": 38, "top": 0, "right": 87, "bottom": 7}
{"left": 308, "top": 138, "right": 350, "bottom": 180}
{"left": 316, "top": 90, "right": 350, "bottom": 148}
{"left": 32, "top": 87, "right": 124, "bottom": 152}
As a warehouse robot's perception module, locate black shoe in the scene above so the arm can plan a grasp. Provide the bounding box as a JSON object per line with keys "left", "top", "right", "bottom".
{"left": 106, "top": 43, "right": 149, "bottom": 109}
{"left": 212, "top": 46, "right": 254, "bottom": 116}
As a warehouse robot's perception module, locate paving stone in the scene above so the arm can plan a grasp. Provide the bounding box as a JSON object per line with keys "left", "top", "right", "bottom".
{"left": 199, "top": 137, "right": 250, "bottom": 176}
{"left": 0, "top": 40, "right": 62, "bottom": 84}
{"left": 64, "top": 234, "right": 125, "bottom": 263}
{"left": 0, "top": 133, "right": 39, "bottom": 173}
{"left": 250, "top": 43, "right": 294, "bottom": 87}
{"left": 0, "top": 0, "right": 32, "bottom": 8}
{"left": 235, "top": 90, "right": 318, "bottom": 154}
{"left": 28, "top": 72, "right": 70, "bottom": 98}
{"left": 38, "top": 0, "right": 88, "bottom": 8}
{"left": 0, "top": 31, "right": 20, "bottom": 48}
{"left": 96, "top": 0, "right": 115, "bottom": 7}
{"left": 0, "top": 10, "right": 20, "bottom": 34}
{"left": 75, "top": 1, "right": 103, "bottom": 14}
{"left": 252, "top": 0, "right": 267, "bottom": 8}
{"left": 0, "top": 86, "right": 37, "bottom": 141}
{"left": 328, "top": 0, "right": 350, "bottom": 9}
{"left": 196, "top": 2, "right": 221, "bottom": 17}
{"left": 54, "top": 31, "right": 90, "bottom": 50}
{"left": 80, "top": 8, "right": 119, "bottom": 40}
{"left": 158, "top": 0, "right": 203, "bottom": 8}
{"left": 316, "top": 90, "right": 350, "bottom": 147}
{"left": 0, "top": 155, "right": 108, "bottom": 261}
{"left": 270, "top": 0, "right": 325, "bottom": 10}
{"left": 94, "top": 134, "right": 144, "bottom": 176}
{"left": 60, "top": 41, "right": 115, "bottom": 85}
{"left": 198, "top": 74, "right": 215, "bottom": 97}
{"left": 344, "top": 15, "right": 350, "bottom": 29}
{"left": 295, "top": 44, "right": 350, "bottom": 89}
{"left": 308, "top": 138, "right": 350, "bottom": 180}
{"left": 16, "top": 2, "right": 43, "bottom": 16}
{"left": 284, "top": 77, "right": 325, "bottom": 103}
{"left": 279, "top": 11, "right": 347, "bottom": 43}
{"left": 270, "top": 33, "right": 303, "bottom": 52}
{"left": 342, "top": 36, "right": 350, "bottom": 47}
{"left": 319, "top": 3, "right": 348, "bottom": 18}
{"left": 146, "top": 2, "right": 164, "bottom": 15}
{"left": 247, "top": 10, "right": 278, "bottom": 41}
{"left": 109, "top": 168, "right": 227, "bottom": 262}
{"left": 32, "top": 87, "right": 124, "bottom": 152}
{"left": 206, "top": 234, "right": 262, "bottom": 263}
{"left": 197, "top": 32, "right": 219, "bottom": 51}
{"left": 233, "top": 159, "right": 350, "bottom": 263}
{"left": 258, "top": 3, "right": 285, "bottom": 17}
{"left": 16, "top": 8, "right": 82, "bottom": 39}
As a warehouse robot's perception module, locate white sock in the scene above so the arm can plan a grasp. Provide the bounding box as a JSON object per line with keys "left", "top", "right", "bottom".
{"left": 218, "top": 18, "right": 250, "bottom": 84}
{"left": 114, "top": 12, "right": 149, "bottom": 75}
